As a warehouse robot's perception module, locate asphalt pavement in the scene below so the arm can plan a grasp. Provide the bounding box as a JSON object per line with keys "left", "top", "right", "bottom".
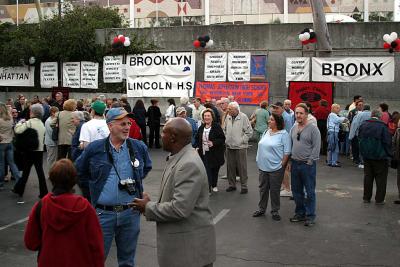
{"left": 0, "top": 144, "right": 399, "bottom": 267}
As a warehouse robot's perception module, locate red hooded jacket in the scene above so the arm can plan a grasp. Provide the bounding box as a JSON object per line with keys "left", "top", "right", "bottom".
{"left": 24, "top": 193, "right": 104, "bottom": 267}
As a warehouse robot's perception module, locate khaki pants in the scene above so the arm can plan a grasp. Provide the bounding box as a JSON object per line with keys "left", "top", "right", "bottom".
{"left": 46, "top": 145, "right": 58, "bottom": 169}
{"left": 226, "top": 148, "right": 248, "bottom": 189}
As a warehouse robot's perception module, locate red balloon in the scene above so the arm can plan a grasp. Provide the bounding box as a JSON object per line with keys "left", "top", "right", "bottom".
{"left": 193, "top": 40, "right": 201, "bottom": 48}
{"left": 118, "top": 36, "right": 126, "bottom": 43}
{"left": 383, "top": 42, "right": 391, "bottom": 49}
{"left": 113, "top": 37, "right": 119, "bottom": 43}
{"left": 309, "top": 38, "right": 317, "bottom": 43}
{"left": 302, "top": 40, "right": 310, "bottom": 45}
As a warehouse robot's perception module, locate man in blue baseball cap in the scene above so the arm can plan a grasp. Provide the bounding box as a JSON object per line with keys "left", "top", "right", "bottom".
{"left": 75, "top": 107, "right": 152, "bottom": 267}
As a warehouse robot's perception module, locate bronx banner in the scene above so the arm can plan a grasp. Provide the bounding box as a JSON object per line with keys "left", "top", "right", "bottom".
{"left": 63, "top": 62, "right": 81, "bottom": 88}
{"left": 103, "top": 55, "right": 123, "bottom": 83}
{"left": 126, "top": 52, "right": 195, "bottom": 97}
{"left": 0, "top": 67, "right": 35, "bottom": 87}
{"left": 40, "top": 62, "right": 58, "bottom": 88}
{"left": 312, "top": 57, "right": 394, "bottom": 82}
{"left": 288, "top": 82, "right": 334, "bottom": 111}
{"left": 195, "top": 82, "right": 268, "bottom": 105}
{"left": 286, "top": 57, "right": 310, "bottom": 81}
{"left": 204, "top": 52, "right": 227, "bottom": 81}
{"left": 228, "top": 52, "right": 251, "bottom": 82}
{"left": 81, "top": 61, "right": 99, "bottom": 89}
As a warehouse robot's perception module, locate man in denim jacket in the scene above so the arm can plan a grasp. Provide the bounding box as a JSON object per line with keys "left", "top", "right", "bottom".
{"left": 75, "top": 107, "right": 152, "bottom": 267}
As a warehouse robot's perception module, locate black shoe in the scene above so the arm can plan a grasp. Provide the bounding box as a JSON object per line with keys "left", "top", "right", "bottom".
{"left": 394, "top": 200, "right": 400, "bottom": 204}
{"left": 375, "top": 201, "right": 385, "bottom": 205}
{"left": 240, "top": 188, "right": 248, "bottom": 194}
{"left": 304, "top": 218, "right": 315, "bottom": 226}
{"left": 155, "top": 145, "right": 162, "bottom": 149}
{"left": 331, "top": 164, "right": 341, "bottom": 168}
{"left": 271, "top": 212, "right": 281, "bottom": 221}
{"left": 290, "top": 214, "right": 306, "bottom": 222}
{"left": 252, "top": 210, "right": 265, "bottom": 217}
{"left": 226, "top": 186, "right": 236, "bottom": 192}
{"left": 363, "top": 199, "right": 371, "bottom": 203}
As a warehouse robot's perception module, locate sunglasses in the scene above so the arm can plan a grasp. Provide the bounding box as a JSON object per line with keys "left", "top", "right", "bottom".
{"left": 297, "top": 132, "right": 301, "bottom": 141}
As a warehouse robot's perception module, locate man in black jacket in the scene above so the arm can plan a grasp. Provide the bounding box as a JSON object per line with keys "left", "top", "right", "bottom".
{"left": 358, "top": 109, "right": 392, "bottom": 205}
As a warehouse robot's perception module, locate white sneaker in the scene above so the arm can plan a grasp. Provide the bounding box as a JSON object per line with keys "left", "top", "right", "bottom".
{"left": 280, "top": 190, "right": 292, "bottom": 197}
{"left": 17, "top": 197, "right": 25, "bottom": 204}
{"left": 358, "top": 164, "right": 364, "bottom": 169}
{"left": 212, "top": 187, "right": 218, "bottom": 192}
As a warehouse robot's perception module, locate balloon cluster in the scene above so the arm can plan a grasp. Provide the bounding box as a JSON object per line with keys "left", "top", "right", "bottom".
{"left": 193, "top": 35, "right": 214, "bottom": 48}
{"left": 298, "top": 28, "right": 317, "bottom": 45}
{"left": 112, "top": 34, "right": 131, "bottom": 49}
{"left": 383, "top": 32, "right": 400, "bottom": 53}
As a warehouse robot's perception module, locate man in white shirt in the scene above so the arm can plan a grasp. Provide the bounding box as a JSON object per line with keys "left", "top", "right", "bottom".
{"left": 79, "top": 100, "right": 109, "bottom": 149}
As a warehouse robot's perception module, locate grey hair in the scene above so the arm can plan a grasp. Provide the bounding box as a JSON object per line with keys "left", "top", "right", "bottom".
{"left": 228, "top": 101, "right": 240, "bottom": 110}
{"left": 371, "top": 109, "right": 382, "bottom": 119}
{"left": 71, "top": 111, "right": 84, "bottom": 121}
{"left": 30, "top": 103, "right": 44, "bottom": 119}
{"left": 180, "top": 96, "right": 189, "bottom": 105}
{"left": 221, "top": 97, "right": 229, "bottom": 103}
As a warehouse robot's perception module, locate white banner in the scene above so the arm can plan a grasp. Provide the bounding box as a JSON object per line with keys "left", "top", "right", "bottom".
{"left": 312, "top": 57, "right": 395, "bottom": 82}
{"left": 63, "top": 62, "right": 81, "bottom": 88}
{"left": 81, "top": 61, "right": 99, "bottom": 89}
{"left": 228, "top": 52, "right": 250, "bottom": 81}
{"left": 126, "top": 52, "right": 195, "bottom": 97}
{"left": 286, "top": 57, "right": 310, "bottom": 81}
{"left": 103, "top": 56, "right": 123, "bottom": 83}
{"left": 204, "top": 52, "right": 227, "bottom": 81}
{"left": 0, "top": 67, "right": 35, "bottom": 87}
{"left": 40, "top": 62, "right": 58, "bottom": 88}
{"left": 395, "top": 0, "right": 400, "bottom": 21}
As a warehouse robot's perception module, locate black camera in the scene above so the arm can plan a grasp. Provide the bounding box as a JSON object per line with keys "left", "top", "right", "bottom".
{"left": 118, "top": 178, "right": 136, "bottom": 195}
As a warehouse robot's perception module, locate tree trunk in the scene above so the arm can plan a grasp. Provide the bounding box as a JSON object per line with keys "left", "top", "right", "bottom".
{"left": 310, "top": 0, "right": 332, "bottom": 55}
{"left": 35, "top": 0, "right": 43, "bottom": 22}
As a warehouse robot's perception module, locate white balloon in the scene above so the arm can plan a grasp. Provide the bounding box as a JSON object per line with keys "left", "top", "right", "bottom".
{"left": 125, "top": 37, "right": 130, "bottom": 42}
{"left": 390, "top": 32, "right": 398, "bottom": 42}
{"left": 298, "top": 34, "right": 304, "bottom": 41}
{"left": 309, "top": 29, "right": 314, "bottom": 33}
{"left": 303, "top": 32, "right": 310, "bottom": 40}
{"left": 205, "top": 39, "right": 214, "bottom": 48}
{"left": 124, "top": 40, "right": 131, "bottom": 47}
{"left": 383, "top": 34, "right": 391, "bottom": 43}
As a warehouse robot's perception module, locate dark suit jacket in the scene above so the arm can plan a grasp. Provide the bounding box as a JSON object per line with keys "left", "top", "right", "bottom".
{"left": 196, "top": 122, "right": 225, "bottom": 168}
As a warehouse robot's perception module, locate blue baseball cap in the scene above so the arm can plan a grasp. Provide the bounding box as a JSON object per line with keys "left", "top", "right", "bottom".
{"left": 106, "top": 107, "right": 129, "bottom": 124}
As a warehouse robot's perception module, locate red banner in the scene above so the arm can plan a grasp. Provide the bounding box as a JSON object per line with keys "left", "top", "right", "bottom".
{"left": 288, "top": 82, "right": 334, "bottom": 111}
{"left": 195, "top": 82, "right": 268, "bottom": 105}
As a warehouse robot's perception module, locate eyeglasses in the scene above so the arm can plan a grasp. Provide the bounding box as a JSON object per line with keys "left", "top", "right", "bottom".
{"left": 297, "top": 132, "right": 301, "bottom": 141}
{"left": 118, "top": 122, "right": 132, "bottom": 127}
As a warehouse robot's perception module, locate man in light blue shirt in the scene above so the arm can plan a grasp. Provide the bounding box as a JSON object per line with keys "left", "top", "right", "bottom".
{"left": 327, "top": 104, "right": 347, "bottom": 167}
{"left": 283, "top": 99, "right": 295, "bottom": 133}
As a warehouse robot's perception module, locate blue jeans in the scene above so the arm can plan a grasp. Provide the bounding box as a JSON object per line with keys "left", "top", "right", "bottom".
{"left": 0, "top": 143, "right": 21, "bottom": 185}
{"left": 327, "top": 131, "right": 339, "bottom": 165}
{"left": 96, "top": 208, "right": 141, "bottom": 267}
{"left": 291, "top": 160, "right": 316, "bottom": 219}
{"left": 340, "top": 132, "right": 350, "bottom": 155}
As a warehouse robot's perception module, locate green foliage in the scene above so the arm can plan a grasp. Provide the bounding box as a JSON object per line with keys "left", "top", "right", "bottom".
{"left": 0, "top": 6, "right": 156, "bottom": 67}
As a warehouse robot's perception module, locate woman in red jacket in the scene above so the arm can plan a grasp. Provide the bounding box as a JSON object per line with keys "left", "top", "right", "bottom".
{"left": 24, "top": 159, "right": 104, "bottom": 267}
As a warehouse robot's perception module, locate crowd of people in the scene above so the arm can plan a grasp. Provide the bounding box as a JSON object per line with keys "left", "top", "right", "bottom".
{"left": 0, "top": 91, "right": 399, "bottom": 266}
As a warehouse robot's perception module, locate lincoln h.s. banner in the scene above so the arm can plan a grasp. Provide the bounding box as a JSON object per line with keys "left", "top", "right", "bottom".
{"left": 288, "top": 82, "right": 334, "bottom": 111}
{"left": 126, "top": 52, "right": 195, "bottom": 98}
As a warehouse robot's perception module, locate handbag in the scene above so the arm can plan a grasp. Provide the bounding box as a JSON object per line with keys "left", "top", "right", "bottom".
{"left": 51, "top": 112, "right": 60, "bottom": 142}
{"left": 14, "top": 121, "right": 39, "bottom": 152}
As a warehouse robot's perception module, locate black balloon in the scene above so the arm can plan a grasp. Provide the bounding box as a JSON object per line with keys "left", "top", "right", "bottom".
{"left": 204, "top": 35, "right": 210, "bottom": 42}
{"left": 310, "top": 32, "right": 316, "bottom": 39}
{"left": 200, "top": 41, "right": 207, "bottom": 48}
{"left": 198, "top": 36, "right": 205, "bottom": 42}
{"left": 391, "top": 41, "right": 398, "bottom": 48}
{"left": 303, "top": 28, "right": 310, "bottom": 33}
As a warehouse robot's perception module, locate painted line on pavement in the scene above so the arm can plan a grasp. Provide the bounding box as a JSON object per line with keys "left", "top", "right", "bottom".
{"left": 0, "top": 217, "right": 28, "bottom": 231}
{"left": 213, "top": 209, "right": 230, "bottom": 224}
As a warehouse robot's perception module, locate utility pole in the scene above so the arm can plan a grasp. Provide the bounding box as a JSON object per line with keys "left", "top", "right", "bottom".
{"left": 310, "top": 0, "right": 332, "bottom": 55}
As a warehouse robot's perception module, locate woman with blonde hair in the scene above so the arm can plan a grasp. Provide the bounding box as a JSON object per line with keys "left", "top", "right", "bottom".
{"left": 0, "top": 102, "right": 21, "bottom": 188}
{"left": 52, "top": 99, "right": 77, "bottom": 159}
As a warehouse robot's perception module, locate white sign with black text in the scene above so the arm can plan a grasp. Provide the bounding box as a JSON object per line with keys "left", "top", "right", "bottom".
{"left": 103, "top": 56, "right": 123, "bottom": 83}
{"left": 40, "top": 62, "right": 58, "bottom": 88}
{"left": 312, "top": 57, "right": 395, "bottom": 82}
{"left": 204, "top": 52, "right": 227, "bottom": 81}
{"left": 63, "top": 62, "right": 81, "bottom": 88}
{"left": 228, "top": 52, "right": 250, "bottom": 82}
{"left": 0, "top": 66, "right": 35, "bottom": 87}
{"left": 126, "top": 52, "right": 195, "bottom": 97}
{"left": 81, "top": 61, "right": 99, "bottom": 89}
{"left": 286, "top": 57, "right": 310, "bottom": 81}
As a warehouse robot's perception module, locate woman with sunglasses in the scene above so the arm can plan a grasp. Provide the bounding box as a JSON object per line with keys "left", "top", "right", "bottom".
{"left": 253, "top": 113, "right": 291, "bottom": 221}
